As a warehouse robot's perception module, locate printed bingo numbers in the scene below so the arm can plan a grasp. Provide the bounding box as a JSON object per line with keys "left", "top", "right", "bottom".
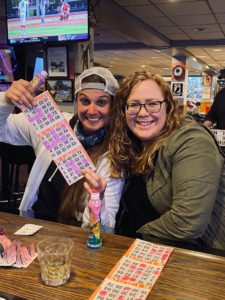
{"left": 90, "top": 239, "right": 173, "bottom": 300}
{"left": 21, "top": 91, "right": 95, "bottom": 185}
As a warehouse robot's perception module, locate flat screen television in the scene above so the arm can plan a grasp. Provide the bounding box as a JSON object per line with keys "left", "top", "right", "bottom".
{"left": 6, "top": 0, "right": 89, "bottom": 45}
{"left": 0, "top": 47, "right": 18, "bottom": 82}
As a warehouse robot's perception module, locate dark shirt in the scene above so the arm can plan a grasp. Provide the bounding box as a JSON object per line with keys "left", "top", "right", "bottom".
{"left": 205, "top": 88, "right": 225, "bottom": 129}
{"left": 32, "top": 161, "right": 66, "bottom": 221}
{"left": 115, "top": 175, "right": 159, "bottom": 238}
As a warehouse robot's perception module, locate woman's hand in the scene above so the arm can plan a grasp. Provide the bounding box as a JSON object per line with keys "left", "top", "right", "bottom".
{"left": 5, "top": 80, "right": 36, "bottom": 108}
{"left": 82, "top": 168, "right": 107, "bottom": 198}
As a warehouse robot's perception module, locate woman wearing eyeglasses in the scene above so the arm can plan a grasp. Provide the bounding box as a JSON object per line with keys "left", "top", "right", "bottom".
{"left": 83, "top": 69, "right": 225, "bottom": 250}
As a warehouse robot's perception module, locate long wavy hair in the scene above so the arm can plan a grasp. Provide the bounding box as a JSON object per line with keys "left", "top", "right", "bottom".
{"left": 58, "top": 74, "right": 115, "bottom": 225}
{"left": 109, "top": 69, "right": 183, "bottom": 178}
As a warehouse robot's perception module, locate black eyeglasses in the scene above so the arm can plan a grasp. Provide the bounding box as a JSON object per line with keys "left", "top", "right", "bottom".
{"left": 125, "top": 100, "right": 167, "bottom": 115}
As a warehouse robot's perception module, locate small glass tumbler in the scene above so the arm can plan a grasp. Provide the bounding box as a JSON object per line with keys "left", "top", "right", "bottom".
{"left": 37, "top": 237, "right": 74, "bottom": 286}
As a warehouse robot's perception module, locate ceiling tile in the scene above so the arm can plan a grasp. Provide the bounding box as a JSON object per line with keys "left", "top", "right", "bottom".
{"left": 188, "top": 31, "right": 225, "bottom": 39}
{"left": 142, "top": 17, "right": 174, "bottom": 27}
{"left": 208, "top": 0, "right": 225, "bottom": 13}
{"left": 157, "top": 26, "right": 184, "bottom": 34}
{"left": 215, "top": 13, "right": 225, "bottom": 23}
{"left": 156, "top": 1, "right": 211, "bottom": 16}
{"left": 113, "top": 0, "right": 150, "bottom": 6}
{"left": 125, "top": 4, "right": 163, "bottom": 17}
{"left": 151, "top": 0, "right": 201, "bottom": 3}
{"left": 219, "top": 24, "right": 225, "bottom": 32}
{"left": 172, "top": 14, "right": 216, "bottom": 26}
{"left": 180, "top": 24, "right": 222, "bottom": 34}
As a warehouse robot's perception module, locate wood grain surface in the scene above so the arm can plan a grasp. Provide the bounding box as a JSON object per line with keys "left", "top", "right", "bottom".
{"left": 0, "top": 212, "right": 225, "bottom": 300}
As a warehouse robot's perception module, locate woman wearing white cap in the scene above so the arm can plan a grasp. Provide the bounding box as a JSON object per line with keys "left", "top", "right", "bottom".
{"left": 0, "top": 67, "right": 124, "bottom": 232}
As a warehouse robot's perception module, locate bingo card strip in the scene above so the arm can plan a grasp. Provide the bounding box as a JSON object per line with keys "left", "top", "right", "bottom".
{"left": 20, "top": 91, "right": 95, "bottom": 185}
{"left": 90, "top": 239, "right": 173, "bottom": 300}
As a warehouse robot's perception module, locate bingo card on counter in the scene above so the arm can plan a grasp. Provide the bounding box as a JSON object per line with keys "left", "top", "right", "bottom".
{"left": 20, "top": 90, "right": 95, "bottom": 185}
{"left": 90, "top": 239, "right": 173, "bottom": 300}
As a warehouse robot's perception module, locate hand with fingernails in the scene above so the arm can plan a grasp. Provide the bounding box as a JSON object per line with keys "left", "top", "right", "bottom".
{"left": 5, "top": 80, "right": 36, "bottom": 108}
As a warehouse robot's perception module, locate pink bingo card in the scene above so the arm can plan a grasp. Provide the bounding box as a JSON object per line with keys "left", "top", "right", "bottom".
{"left": 89, "top": 239, "right": 173, "bottom": 300}
{"left": 20, "top": 91, "right": 95, "bottom": 185}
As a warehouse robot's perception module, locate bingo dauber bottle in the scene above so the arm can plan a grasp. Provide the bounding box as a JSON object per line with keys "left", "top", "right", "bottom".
{"left": 87, "top": 189, "right": 103, "bottom": 249}
{"left": 31, "top": 70, "right": 48, "bottom": 91}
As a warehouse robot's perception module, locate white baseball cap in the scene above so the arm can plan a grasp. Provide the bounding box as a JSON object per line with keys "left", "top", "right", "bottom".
{"left": 75, "top": 67, "right": 119, "bottom": 96}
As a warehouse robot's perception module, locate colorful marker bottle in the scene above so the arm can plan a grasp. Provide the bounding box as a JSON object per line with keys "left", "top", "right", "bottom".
{"left": 87, "top": 189, "right": 102, "bottom": 249}
{"left": 31, "top": 70, "right": 48, "bottom": 91}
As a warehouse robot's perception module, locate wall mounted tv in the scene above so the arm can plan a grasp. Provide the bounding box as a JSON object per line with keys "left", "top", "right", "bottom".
{"left": 0, "top": 47, "right": 18, "bottom": 82}
{"left": 6, "top": 0, "right": 89, "bottom": 45}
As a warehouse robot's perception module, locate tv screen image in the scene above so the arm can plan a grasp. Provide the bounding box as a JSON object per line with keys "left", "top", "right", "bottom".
{"left": 6, "top": 0, "right": 88, "bottom": 44}
{"left": 0, "top": 47, "right": 18, "bottom": 82}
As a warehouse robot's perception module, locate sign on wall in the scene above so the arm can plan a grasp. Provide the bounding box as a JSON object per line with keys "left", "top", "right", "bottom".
{"left": 171, "top": 82, "right": 184, "bottom": 97}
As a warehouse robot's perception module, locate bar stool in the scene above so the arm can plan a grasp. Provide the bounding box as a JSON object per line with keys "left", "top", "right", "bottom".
{"left": 0, "top": 142, "right": 35, "bottom": 212}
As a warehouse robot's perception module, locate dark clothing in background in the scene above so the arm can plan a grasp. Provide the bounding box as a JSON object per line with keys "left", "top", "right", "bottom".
{"left": 205, "top": 88, "right": 225, "bottom": 129}
{"left": 115, "top": 175, "right": 159, "bottom": 238}
{"left": 32, "top": 161, "right": 66, "bottom": 222}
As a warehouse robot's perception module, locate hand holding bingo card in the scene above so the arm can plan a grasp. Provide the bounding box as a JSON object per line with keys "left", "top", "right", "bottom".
{"left": 21, "top": 90, "right": 95, "bottom": 185}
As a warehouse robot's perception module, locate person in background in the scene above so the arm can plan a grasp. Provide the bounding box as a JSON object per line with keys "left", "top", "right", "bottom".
{"left": 83, "top": 69, "right": 225, "bottom": 250}
{"left": 18, "top": 0, "right": 29, "bottom": 35}
{"left": 60, "top": 0, "right": 70, "bottom": 21}
{"left": 204, "top": 87, "right": 225, "bottom": 129}
{"left": 0, "top": 67, "right": 124, "bottom": 232}
{"left": 40, "top": 0, "right": 49, "bottom": 23}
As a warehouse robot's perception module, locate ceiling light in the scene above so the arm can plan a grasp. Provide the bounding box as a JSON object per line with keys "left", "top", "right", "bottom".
{"left": 213, "top": 49, "right": 223, "bottom": 52}
{"left": 195, "top": 55, "right": 207, "bottom": 58}
{"left": 194, "top": 27, "right": 206, "bottom": 32}
{"left": 141, "top": 65, "right": 146, "bottom": 68}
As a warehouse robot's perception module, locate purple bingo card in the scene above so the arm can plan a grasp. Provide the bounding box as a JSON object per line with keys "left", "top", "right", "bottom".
{"left": 40, "top": 120, "right": 79, "bottom": 159}
{"left": 54, "top": 146, "right": 93, "bottom": 185}
{"left": 22, "top": 92, "right": 64, "bottom": 133}
{"left": 21, "top": 91, "right": 95, "bottom": 185}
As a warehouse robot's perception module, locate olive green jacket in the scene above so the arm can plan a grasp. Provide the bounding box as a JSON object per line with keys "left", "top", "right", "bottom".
{"left": 137, "top": 119, "right": 225, "bottom": 249}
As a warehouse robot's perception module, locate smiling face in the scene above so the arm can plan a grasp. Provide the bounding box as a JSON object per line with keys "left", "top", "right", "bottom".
{"left": 125, "top": 79, "right": 167, "bottom": 142}
{"left": 76, "top": 89, "right": 112, "bottom": 134}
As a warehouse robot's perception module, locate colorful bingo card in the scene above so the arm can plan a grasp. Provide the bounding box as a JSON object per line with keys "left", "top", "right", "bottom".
{"left": 20, "top": 91, "right": 95, "bottom": 185}
{"left": 90, "top": 239, "right": 173, "bottom": 300}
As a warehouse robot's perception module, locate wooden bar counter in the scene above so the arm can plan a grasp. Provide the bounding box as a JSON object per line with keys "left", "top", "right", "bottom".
{"left": 0, "top": 212, "right": 225, "bottom": 300}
